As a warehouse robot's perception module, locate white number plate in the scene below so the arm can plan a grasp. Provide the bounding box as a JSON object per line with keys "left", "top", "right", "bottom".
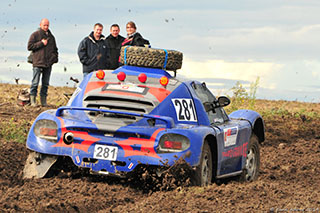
{"left": 93, "top": 144, "right": 118, "bottom": 161}
{"left": 106, "top": 84, "right": 145, "bottom": 93}
{"left": 172, "top": 98, "right": 197, "bottom": 122}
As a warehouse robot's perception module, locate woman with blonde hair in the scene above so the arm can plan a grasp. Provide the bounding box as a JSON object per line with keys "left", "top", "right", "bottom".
{"left": 121, "top": 21, "right": 150, "bottom": 47}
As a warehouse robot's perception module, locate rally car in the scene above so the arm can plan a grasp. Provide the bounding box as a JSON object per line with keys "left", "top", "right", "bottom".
{"left": 23, "top": 46, "right": 265, "bottom": 186}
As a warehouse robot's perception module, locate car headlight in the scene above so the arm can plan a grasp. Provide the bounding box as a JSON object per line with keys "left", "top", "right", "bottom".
{"left": 157, "top": 133, "right": 190, "bottom": 153}
{"left": 33, "top": 119, "right": 58, "bottom": 142}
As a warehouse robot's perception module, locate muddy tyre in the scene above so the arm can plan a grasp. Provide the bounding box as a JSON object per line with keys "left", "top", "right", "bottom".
{"left": 193, "top": 142, "right": 213, "bottom": 186}
{"left": 239, "top": 134, "right": 260, "bottom": 181}
{"left": 120, "top": 46, "right": 183, "bottom": 71}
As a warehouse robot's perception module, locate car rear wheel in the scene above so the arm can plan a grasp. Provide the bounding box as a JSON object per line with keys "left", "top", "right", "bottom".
{"left": 240, "top": 134, "right": 260, "bottom": 181}
{"left": 120, "top": 46, "right": 183, "bottom": 71}
{"left": 193, "top": 142, "right": 212, "bottom": 186}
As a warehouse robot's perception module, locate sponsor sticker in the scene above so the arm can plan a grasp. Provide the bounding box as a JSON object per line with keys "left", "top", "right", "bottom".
{"left": 222, "top": 142, "right": 248, "bottom": 158}
{"left": 224, "top": 127, "right": 238, "bottom": 147}
{"left": 76, "top": 155, "right": 80, "bottom": 164}
{"left": 105, "top": 84, "right": 145, "bottom": 94}
{"left": 128, "top": 162, "right": 134, "bottom": 169}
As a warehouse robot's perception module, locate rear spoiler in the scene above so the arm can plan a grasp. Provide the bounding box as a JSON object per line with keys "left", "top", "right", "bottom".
{"left": 56, "top": 106, "right": 175, "bottom": 128}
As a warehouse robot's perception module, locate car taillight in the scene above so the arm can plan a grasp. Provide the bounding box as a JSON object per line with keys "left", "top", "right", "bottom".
{"left": 164, "top": 141, "right": 182, "bottom": 149}
{"left": 138, "top": 73, "right": 147, "bottom": 83}
{"left": 40, "top": 127, "right": 57, "bottom": 137}
{"left": 160, "top": 76, "right": 169, "bottom": 86}
{"left": 158, "top": 133, "right": 190, "bottom": 153}
{"left": 117, "top": 71, "right": 126, "bottom": 81}
{"left": 34, "top": 119, "right": 58, "bottom": 142}
{"left": 96, "top": 70, "right": 105, "bottom": 79}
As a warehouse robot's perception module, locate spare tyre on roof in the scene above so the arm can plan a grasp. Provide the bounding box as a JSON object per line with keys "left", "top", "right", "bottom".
{"left": 120, "top": 46, "right": 183, "bottom": 71}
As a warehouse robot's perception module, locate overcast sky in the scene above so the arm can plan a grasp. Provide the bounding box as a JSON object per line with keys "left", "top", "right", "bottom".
{"left": 0, "top": 0, "right": 320, "bottom": 102}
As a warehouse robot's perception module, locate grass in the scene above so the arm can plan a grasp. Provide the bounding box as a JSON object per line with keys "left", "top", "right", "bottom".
{"left": 0, "top": 83, "right": 74, "bottom": 144}
{"left": 260, "top": 106, "right": 320, "bottom": 121}
{"left": 224, "top": 78, "right": 320, "bottom": 122}
{"left": 0, "top": 118, "right": 31, "bottom": 143}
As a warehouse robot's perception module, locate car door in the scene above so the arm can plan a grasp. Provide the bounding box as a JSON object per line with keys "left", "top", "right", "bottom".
{"left": 217, "top": 118, "right": 251, "bottom": 177}
{"left": 191, "top": 82, "right": 249, "bottom": 177}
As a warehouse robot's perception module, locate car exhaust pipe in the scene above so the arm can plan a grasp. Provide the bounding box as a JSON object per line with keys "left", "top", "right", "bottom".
{"left": 63, "top": 132, "right": 74, "bottom": 144}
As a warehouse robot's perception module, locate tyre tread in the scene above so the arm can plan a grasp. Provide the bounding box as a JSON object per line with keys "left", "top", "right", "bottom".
{"left": 120, "top": 46, "right": 183, "bottom": 70}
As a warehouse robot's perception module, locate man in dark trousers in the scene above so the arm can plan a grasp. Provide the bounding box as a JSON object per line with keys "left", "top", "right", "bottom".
{"left": 27, "top": 18, "right": 58, "bottom": 107}
{"left": 105, "top": 24, "right": 125, "bottom": 69}
{"left": 78, "top": 23, "right": 109, "bottom": 78}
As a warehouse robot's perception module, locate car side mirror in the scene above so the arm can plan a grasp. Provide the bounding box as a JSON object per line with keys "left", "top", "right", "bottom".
{"left": 203, "top": 102, "right": 214, "bottom": 112}
{"left": 218, "top": 96, "right": 230, "bottom": 107}
{"left": 203, "top": 96, "right": 230, "bottom": 112}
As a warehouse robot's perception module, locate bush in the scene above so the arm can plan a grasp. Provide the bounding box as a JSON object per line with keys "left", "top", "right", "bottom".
{"left": 226, "top": 77, "right": 260, "bottom": 113}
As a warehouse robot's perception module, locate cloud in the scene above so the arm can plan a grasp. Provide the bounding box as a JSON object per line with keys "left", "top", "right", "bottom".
{"left": 165, "top": 24, "right": 320, "bottom": 62}
{"left": 181, "top": 57, "right": 282, "bottom": 88}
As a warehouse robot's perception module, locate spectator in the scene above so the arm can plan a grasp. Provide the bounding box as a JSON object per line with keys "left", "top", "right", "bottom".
{"left": 78, "top": 23, "right": 109, "bottom": 78}
{"left": 105, "top": 24, "right": 125, "bottom": 69}
{"left": 27, "top": 18, "right": 58, "bottom": 107}
{"left": 121, "top": 21, "right": 150, "bottom": 47}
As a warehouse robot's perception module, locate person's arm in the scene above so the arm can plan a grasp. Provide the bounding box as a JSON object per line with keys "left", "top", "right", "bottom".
{"left": 133, "top": 33, "right": 150, "bottom": 47}
{"left": 27, "top": 32, "right": 44, "bottom": 51}
{"left": 50, "top": 36, "right": 58, "bottom": 64}
{"left": 104, "top": 40, "right": 111, "bottom": 69}
{"left": 78, "top": 38, "right": 98, "bottom": 66}
{"left": 77, "top": 39, "right": 89, "bottom": 65}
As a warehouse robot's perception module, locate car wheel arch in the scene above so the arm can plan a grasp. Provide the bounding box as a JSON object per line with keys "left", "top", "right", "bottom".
{"left": 204, "top": 134, "right": 218, "bottom": 180}
{"left": 252, "top": 117, "right": 265, "bottom": 143}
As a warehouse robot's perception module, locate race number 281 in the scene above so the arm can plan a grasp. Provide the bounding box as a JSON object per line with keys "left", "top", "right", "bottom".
{"left": 172, "top": 98, "right": 197, "bottom": 122}
{"left": 93, "top": 144, "right": 118, "bottom": 161}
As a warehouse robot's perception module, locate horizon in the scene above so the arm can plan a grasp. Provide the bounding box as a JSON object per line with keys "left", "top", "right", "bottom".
{"left": 1, "top": 0, "right": 320, "bottom": 103}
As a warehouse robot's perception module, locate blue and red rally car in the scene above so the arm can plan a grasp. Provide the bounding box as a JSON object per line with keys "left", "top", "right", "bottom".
{"left": 23, "top": 47, "right": 265, "bottom": 186}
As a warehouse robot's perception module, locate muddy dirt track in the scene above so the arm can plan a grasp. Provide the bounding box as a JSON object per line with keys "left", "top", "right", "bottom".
{"left": 0, "top": 84, "right": 319, "bottom": 212}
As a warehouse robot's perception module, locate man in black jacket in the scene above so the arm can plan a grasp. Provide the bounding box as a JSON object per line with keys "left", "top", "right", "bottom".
{"left": 27, "top": 18, "right": 58, "bottom": 107}
{"left": 78, "top": 23, "right": 109, "bottom": 77}
{"left": 105, "top": 24, "right": 125, "bottom": 69}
